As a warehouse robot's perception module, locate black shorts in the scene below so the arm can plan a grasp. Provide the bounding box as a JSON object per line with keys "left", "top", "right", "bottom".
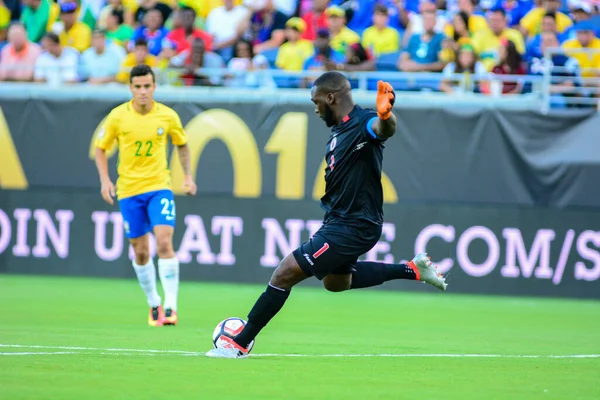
{"left": 292, "top": 220, "right": 382, "bottom": 280}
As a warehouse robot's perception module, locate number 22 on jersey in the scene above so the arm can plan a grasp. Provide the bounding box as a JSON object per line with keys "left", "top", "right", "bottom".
{"left": 134, "top": 140, "right": 153, "bottom": 157}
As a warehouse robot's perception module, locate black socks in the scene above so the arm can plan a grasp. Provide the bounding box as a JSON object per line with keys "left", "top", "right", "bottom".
{"left": 350, "top": 261, "right": 417, "bottom": 289}
{"left": 234, "top": 284, "right": 290, "bottom": 348}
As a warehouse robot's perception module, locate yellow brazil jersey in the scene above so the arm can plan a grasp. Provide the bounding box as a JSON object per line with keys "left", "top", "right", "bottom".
{"left": 330, "top": 27, "right": 361, "bottom": 54}
{"left": 361, "top": 27, "right": 400, "bottom": 57}
{"left": 472, "top": 28, "right": 525, "bottom": 71}
{"left": 117, "top": 54, "right": 158, "bottom": 83}
{"left": 520, "top": 8, "right": 572, "bottom": 37}
{"left": 96, "top": 101, "right": 188, "bottom": 200}
{"left": 59, "top": 22, "right": 92, "bottom": 53}
{"left": 179, "top": 0, "right": 244, "bottom": 19}
{"left": 444, "top": 14, "right": 488, "bottom": 38}
{"left": 46, "top": 0, "right": 60, "bottom": 32}
{"left": 562, "top": 38, "right": 600, "bottom": 78}
{"left": 275, "top": 39, "right": 315, "bottom": 71}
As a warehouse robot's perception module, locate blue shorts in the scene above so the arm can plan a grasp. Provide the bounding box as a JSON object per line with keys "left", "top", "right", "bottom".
{"left": 119, "top": 190, "right": 176, "bottom": 239}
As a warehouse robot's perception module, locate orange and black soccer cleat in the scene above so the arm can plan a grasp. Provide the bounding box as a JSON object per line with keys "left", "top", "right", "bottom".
{"left": 163, "top": 308, "right": 178, "bottom": 326}
{"left": 376, "top": 80, "right": 396, "bottom": 120}
{"left": 148, "top": 306, "right": 164, "bottom": 327}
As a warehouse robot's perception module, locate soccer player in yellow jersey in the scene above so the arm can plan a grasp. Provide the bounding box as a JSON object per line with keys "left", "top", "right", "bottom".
{"left": 95, "top": 64, "right": 197, "bottom": 327}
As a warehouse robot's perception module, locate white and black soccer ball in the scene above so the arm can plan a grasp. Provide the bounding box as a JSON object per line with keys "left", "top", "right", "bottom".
{"left": 212, "top": 317, "right": 255, "bottom": 352}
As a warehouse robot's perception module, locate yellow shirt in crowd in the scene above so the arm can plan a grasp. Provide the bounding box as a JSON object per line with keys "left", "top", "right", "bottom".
{"left": 330, "top": 27, "right": 361, "bottom": 54}
{"left": 96, "top": 101, "right": 188, "bottom": 200}
{"left": 562, "top": 37, "right": 600, "bottom": 78}
{"left": 59, "top": 22, "right": 92, "bottom": 53}
{"left": 444, "top": 14, "right": 489, "bottom": 38}
{"left": 520, "top": 7, "right": 573, "bottom": 37}
{"left": 117, "top": 54, "right": 158, "bottom": 83}
{"left": 362, "top": 26, "right": 400, "bottom": 57}
{"left": 472, "top": 28, "right": 525, "bottom": 71}
{"left": 276, "top": 39, "right": 315, "bottom": 71}
{"left": 121, "top": 0, "right": 244, "bottom": 18}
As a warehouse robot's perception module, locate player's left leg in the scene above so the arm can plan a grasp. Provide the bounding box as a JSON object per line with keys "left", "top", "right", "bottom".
{"left": 153, "top": 225, "right": 179, "bottom": 325}
{"left": 147, "top": 190, "right": 180, "bottom": 325}
{"left": 322, "top": 254, "right": 447, "bottom": 292}
{"left": 321, "top": 223, "right": 447, "bottom": 292}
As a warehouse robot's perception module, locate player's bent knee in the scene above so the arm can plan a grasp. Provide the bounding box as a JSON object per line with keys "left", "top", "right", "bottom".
{"left": 134, "top": 249, "right": 150, "bottom": 265}
{"left": 155, "top": 238, "right": 174, "bottom": 258}
{"left": 130, "top": 236, "right": 150, "bottom": 264}
{"left": 270, "top": 254, "right": 308, "bottom": 290}
{"left": 322, "top": 275, "right": 351, "bottom": 292}
{"left": 153, "top": 226, "right": 175, "bottom": 258}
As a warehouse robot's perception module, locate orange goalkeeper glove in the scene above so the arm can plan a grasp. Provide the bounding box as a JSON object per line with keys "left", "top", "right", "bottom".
{"left": 376, "top": 80, "right": 395, "bottom": 120}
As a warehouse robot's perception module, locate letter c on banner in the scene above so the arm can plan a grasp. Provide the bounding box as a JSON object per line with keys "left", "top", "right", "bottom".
{"left": 171, "top": 109, "right": 262, "bottom": 197}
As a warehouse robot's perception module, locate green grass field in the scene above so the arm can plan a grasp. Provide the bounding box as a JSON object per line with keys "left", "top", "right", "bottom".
{"left": 1, "top": 274, "right": 599, "bottom": 400}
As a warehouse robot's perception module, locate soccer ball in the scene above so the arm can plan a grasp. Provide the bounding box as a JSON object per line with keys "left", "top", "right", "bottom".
{"left": 212, "top": 317, "right": 254, "bottom": 352}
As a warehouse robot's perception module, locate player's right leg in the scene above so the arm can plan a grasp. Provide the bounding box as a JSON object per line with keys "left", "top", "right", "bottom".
{"left": 147, "top": 190, "right": 179, "bottom": 326}
{"left": 206, "top": 227, "right": 357, "bottom": 359}
{"left": 119, "top": 194, "right": 163, "bottom": 327}
{"left": 205, "top": 253, "right": 309, "bottom": 359}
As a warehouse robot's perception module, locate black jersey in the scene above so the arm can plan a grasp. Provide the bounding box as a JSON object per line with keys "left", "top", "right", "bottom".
{"left": 320, "top": 105, "right": 386, "bottom": 226}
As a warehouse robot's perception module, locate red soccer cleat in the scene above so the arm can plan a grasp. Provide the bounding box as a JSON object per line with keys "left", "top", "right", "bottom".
{"left": 163, "top": 308, "right": 178, "bottom": 326}
{"left": 148, "top": 306, "right": 164, "bottom": 327}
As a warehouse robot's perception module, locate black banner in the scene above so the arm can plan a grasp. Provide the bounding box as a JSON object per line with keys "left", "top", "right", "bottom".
{"left": 1, "top": 99, "right": 600, "bottom": 208}
{"left": 1, "top": 189, "right": 599, "bottom": 299}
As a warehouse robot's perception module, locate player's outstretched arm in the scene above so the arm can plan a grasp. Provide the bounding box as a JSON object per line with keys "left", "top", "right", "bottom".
{"left": 372, "top": 80, "right": 397, "bottom": 140}
{"left": 95, "top": 147, "right": 116, "bottom": 205}
{"left": 177, "top": 144, "right": 197, "bottom": 196}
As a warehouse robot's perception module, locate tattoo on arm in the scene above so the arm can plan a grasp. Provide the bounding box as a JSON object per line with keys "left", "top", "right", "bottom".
{"left": 177, "top": 145, "right": 191, "bottom": 175}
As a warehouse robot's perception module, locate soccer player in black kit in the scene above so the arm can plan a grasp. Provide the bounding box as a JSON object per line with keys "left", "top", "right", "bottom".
{"left": 206, "top": 72, "right": 447, "bottom": 358}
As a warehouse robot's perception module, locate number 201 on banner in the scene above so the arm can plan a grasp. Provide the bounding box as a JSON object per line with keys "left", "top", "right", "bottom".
{"left": 90, "top": 109, "right": 397, "bottom": 203}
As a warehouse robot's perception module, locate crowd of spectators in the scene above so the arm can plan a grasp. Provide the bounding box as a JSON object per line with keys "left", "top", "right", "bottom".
{"left": 0, "top": 0, "right": 599, "bottom": 105}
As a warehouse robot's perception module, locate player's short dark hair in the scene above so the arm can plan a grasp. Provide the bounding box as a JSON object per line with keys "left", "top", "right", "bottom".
{"left": 129, "top": 64, "right": 155, "bottom": 83}
{"left": 42, "top": 32, "right": 60, "bottom": 44}
{"left": 134, "top": 38, "right": 148, "bottom": 47}
{"left": 313, "top": 71, "right": 350, "bottom": 93}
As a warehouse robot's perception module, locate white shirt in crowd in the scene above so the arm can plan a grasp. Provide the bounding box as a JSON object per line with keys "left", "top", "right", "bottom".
{"left": 34, "top": 47, "right": 80, "bottom": 85}
{"left": 273, "top": 0, "right": 297, "bottom": 16}
{"left": 81, "top": 42, "right": 126, "bottom": 80}
{"left": 206, "top": 5, "right": 250, "bottom": 46}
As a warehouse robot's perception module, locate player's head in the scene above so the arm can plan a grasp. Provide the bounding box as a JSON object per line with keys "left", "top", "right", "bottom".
{"left": 129, "top": 64, "right": 156, "bottom": 107}
{"left": 7, "top": 22, "right": 27, "bottom": 50}
{"left": 133, "top": 38, "right": 150, "bottom": 64}
{"left": 41, "top": 32, "right": 61, "bottom": 57}
{"left": 541, "top": 31, "right": 559, "bottom": 52}
{"left": 180, "top": 6, "right": 196, "bottom": 30}
{"left": 311, "top": 71, "right": 352, "bottom": 127}
{"left": 92, "top": 29, "right": 106, "bottom": 53}
{"left": 144, "top": 8, "right": 163, "bottom": 31}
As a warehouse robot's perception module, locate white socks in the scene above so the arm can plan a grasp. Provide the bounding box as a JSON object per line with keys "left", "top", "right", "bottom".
{"left": 132, "top": 259, "right": 161, "bottom": 308}
{"left": 158, "top": 257, "right": 180, "bottom": 311}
